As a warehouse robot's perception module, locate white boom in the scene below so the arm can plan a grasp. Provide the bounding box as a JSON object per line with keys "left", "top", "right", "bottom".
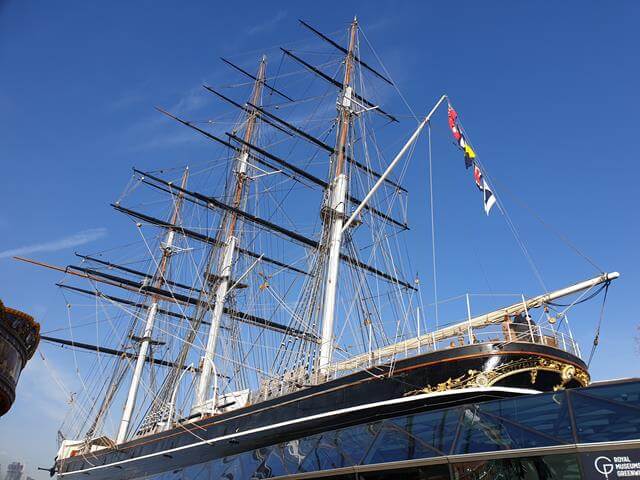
{"left": 332, "top": 272, "right": 619, "bottom": 372}
{"left": 341, "top": 94, "right": 448, "bottom": 232}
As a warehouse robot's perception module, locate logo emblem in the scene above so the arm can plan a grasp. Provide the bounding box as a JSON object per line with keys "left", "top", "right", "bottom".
{"left": 594, "top": 456, "right": 614, "bottom": 479}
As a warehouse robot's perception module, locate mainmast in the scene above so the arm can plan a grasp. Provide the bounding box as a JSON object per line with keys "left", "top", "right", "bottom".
{"left": 317, "top": 18, "right": 358, "bottom": 374}
{"left": 116, "top": 167, "right": 189, "bottom": 444}
{"left": 193, "top": 56, "right": 267, "bottom": 414}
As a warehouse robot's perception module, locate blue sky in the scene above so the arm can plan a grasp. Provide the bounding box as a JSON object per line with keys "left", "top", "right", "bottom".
{"left": 1, "top": 1, "right": 639, "bottom": 477}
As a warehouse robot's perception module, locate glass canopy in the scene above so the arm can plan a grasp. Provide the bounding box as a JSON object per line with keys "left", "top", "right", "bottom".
{"left": 145, "top": 379, "right": 640, "bottom": 480}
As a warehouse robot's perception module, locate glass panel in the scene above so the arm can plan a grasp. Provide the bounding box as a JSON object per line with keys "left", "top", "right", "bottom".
{"left": 389, "top": 408, "right": 460, "bottom": 455}
{"left": 281, "top": 433, "right": 322, "bottom": 473}
{"left": 571, "top": 389, "right": 640, "bottom": 443}
{"left": 242, "top": 447, "right": 277, "bottom": 479}
{"left": 359, "top": 464, "right": 450, "bottom": 480}
{"left": 578, "top": 381, "right": 640, "bottom": 406}
{"left": 478, "top": 393, "right": 574, "bottom": 444}
{"left": 451, "top": 454, "right": 581, "bottom": 480}
{"left": 237, "top": 449, "right": 266, "bottom": 479}
{"left": 454, "top": 407, "right": 563, "bottom": 454}
{"left": 153, "top": 469, "right": 184, "bottom": 480}
{"left": 260, "top": 447, "right": 288, "bottom": 479}
{"left": 182, "top": 462, "right": 210, "bottom": 480}
{"left": 211, "top": 455, "right": 241, "bottom": 480}
{"left": 362, "top": 421, "right": 440, "bottom": 465}
{"left": 297, "top": 422, "right": 381, "bottom": 472}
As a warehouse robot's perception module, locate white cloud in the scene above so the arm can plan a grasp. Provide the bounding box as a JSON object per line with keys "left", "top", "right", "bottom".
{"left": 109, "top": 92, "right": 145, "bottom": 112}
{"left": 172, "top": 85, "right": 210, "bottom": 114}
{"left": 130, "top": 129, "right": 200, "bottom": 151}
{"left": 0, "top": 228, "right": 107, "bottom": 259}
{"left": 0, "top": 355, "right": 74, "bottom": 479}
{"left": 245, "top": 11, "right": 287, "bottom": 36}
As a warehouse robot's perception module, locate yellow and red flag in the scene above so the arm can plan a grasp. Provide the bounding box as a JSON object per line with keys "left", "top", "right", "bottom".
{"left": 447, "top": 103, "right": 496, "bottom": 215}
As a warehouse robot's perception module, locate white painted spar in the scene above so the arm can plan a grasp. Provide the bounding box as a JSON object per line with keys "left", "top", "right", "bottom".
{"left": 334, "top": 271, "right": 620, "bottom": 371}
{"left": 341, "top": 94, "right": 448, "bottom": 233}
{"left": 59, "top": 386, "right": 539, "bottom": 477}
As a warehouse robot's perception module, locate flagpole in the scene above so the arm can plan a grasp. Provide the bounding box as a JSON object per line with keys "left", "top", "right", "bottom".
{"left": 341, "top": 94, "right": 448, "bottom": 233}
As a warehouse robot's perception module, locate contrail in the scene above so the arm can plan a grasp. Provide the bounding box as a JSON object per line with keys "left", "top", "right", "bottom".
{"left": 0, "top": 228, "right": 107, "bottom": 259}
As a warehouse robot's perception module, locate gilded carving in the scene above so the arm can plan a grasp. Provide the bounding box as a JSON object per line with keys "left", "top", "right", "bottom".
{"left": 408, "top": 356, "right": 590, "bottom": 395}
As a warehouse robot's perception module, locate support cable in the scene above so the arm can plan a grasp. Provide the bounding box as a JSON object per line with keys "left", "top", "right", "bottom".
{"left": 427, "top": 124, "right": 439, "bottom": 328}
{"left": 359, "top": 26, "right": 419, "bottom": 122}
{"left": 489, "top": 175, "right": 605, "bottom": 274}
{"left": 452, "top": 105, "right": 549, "bottom": 294}
{"left": 587, "top": 281, "right": 610, "bottom": 367}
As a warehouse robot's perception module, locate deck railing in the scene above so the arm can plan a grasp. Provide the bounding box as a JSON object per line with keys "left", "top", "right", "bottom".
{"left": 323, "top": 323, "right": 581, "bottom": 381}
{"left": 254, "top": 323, "right": 581, "bottom": 402}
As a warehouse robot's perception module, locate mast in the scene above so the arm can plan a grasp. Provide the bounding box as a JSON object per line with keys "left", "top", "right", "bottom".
{"left": 317, "top": 18, "right": 358, "bottom": 374}
{"left": 193, "top": 56, "right": 266, "bottom": 414}
{"left": 116, "top": 167, "right": 189, "bottom": 444}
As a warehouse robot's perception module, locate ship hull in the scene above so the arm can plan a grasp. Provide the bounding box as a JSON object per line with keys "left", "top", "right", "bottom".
{"left": 57, "top": 342, "right": 588, "bottom": 479}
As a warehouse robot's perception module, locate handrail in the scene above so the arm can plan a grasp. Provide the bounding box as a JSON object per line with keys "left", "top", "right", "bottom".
{"left": 332, "top": 272, "right": 618, "bottom": 372}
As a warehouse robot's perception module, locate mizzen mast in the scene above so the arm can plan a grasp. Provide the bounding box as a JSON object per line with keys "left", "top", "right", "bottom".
{"left": 116, "top": 167, "right": 189, "bottom": 444}
{"left": 193, "top": 56, "right": 267, "bottom": 414}
{"left": 317, "top": 18, "right": 358, "bottom": 374}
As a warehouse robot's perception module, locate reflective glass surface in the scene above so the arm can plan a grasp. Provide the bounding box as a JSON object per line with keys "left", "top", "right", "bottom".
{"left": 182, "top": 462, "right": 210, "bottom": 480}
{"left": 359, "top": 464, "right": 450, "bottom": 480}
{"left": 571, "top": 387, "right": 640, "bottom": 443}
{"left": 253, "top": 447, "right": 288, "bottom": 479}
{"left": 363, "top": 421, "right": 440, "bottom": 465}
{"left": 451, "top": 454, "right": 581, "bottom": 480}
{"left": 140, "top": 381, "right": 640, "bottom": 480}
{"left": 389, "top": 408, "right": 460, "bottom": 454}
{"left": 454, "top": 406, "right": 567, "bottom": 454}
{"left": 212, "top": 455, "right": 242, "bottom": 479}
{"left": 478, "top": 392, "right": 575, "bottom": 444}
{"left": 298, "top": 422, "right": 381, "bottom": 472}
{"left": 281, "top": 433, "right": 322, "bottom": 473}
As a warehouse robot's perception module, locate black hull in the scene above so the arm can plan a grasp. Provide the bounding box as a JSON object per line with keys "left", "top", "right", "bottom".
{"left": 57, "top": 342, "right": 588, "bottom": 479}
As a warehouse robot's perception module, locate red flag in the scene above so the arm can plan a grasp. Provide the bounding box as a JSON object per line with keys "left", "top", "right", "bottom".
{"left": 448, "top": 105, "right": 462, "bottom": 141}
{"left": 473, "top": 165, "right": 496, "bottom": 215}
{"left": 448, "top": 105, "right": 475, "bottom": 168}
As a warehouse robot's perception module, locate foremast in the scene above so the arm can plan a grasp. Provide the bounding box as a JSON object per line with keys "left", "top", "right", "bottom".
{"left": 317, "top": 18, "right": 358, "bottom": 374}
{"left": 193, "top": 56, "right": 267, "bottom": 414}
{"left": 116, "top": 168, "right": 189, "bottom": 444}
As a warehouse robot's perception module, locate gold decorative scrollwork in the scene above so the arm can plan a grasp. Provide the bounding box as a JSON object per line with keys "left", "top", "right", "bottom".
{"left": 406, "top": 356, "right": 590, "bottom": 396}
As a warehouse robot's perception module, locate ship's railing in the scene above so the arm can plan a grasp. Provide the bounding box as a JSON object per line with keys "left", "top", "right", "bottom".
{"left": 472, "top": 325, "right": 580, "bottom": 356}
{"left": 324, "top": 323, "right": 581, "bottom": 380}
{"left": 252, "top": 324, "right": 580, "bottom": 402}
{"left": 253, "top": 365, "right": 314, "bottom": 402}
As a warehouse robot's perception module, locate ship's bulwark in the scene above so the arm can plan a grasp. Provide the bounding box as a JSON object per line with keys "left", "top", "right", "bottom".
{"left": 58, "top": 342, "right": 590, "bottom": 479}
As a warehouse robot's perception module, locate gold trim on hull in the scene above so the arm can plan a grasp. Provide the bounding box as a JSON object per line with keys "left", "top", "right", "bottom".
{"left": 410, "top": 356, "right": 590, "bottom": 395}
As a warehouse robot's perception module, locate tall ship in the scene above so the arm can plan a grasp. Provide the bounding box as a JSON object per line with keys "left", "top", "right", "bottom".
{"left": 21, "top": 17, "right": 622, "bottom": 480}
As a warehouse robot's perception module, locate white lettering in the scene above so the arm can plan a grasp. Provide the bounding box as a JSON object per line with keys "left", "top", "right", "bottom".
{"left": 616, "top": 470, "right": 640, "bottom": 477}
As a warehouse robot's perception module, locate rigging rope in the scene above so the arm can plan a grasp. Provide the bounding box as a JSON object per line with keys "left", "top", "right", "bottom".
{"left": 359, "top": 26, "right": 419, "bottom": 122}
{"left": 587, "top": 281, "right": 610, "bottom": 367}
{"left": 489, "top": 175, "right": 605, "bottom": 274}
{"left": 547, "top": 282, "right": 609, "bottom": 307}
{"left": 454, "top": 111, "right": 549, "bottom": 294}
{"left": 427, "top": 124, "right": 439, "bottom": 328}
